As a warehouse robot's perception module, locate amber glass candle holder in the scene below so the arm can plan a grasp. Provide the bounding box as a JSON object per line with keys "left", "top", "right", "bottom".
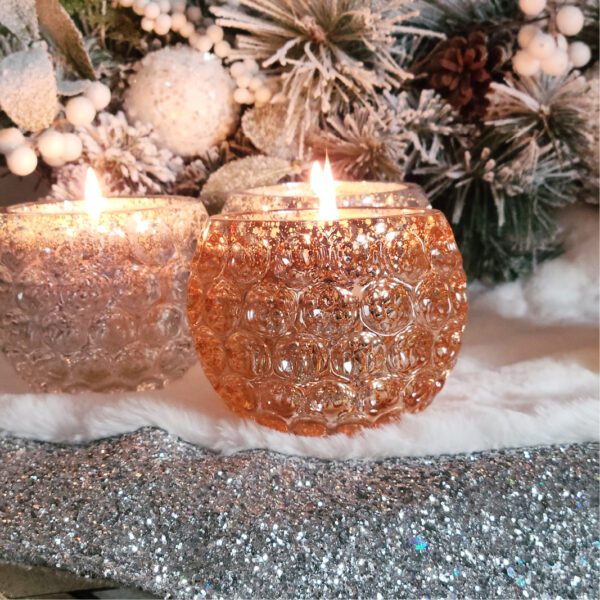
{"left": 0, "top": 197, "right": 207, "bottom": 392}
{"left": 188, "top": 206, "right": 468, "bottom": 435}
{"left": 222, "top": 181, "right": 430, "bottom": 213}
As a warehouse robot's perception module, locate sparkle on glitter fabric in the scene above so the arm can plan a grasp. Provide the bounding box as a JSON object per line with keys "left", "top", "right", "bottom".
{"left": 0, "top": 429, "right": 597, "bottom": 599}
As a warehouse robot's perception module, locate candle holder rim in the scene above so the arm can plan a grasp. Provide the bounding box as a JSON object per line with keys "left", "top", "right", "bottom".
{"left": 209, "top": 206, "right": 443, "bottom": 223}
{"left": 1, "top": 195, "right": 207, "bottom": 217}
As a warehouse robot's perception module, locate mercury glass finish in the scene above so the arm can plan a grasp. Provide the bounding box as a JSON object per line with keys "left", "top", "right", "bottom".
{"left": 188, "top": 206, "right": 468, "bottom": 435}
{"left": 0, "top": 197, "right": 207, "bottom": 392}
{"left": 222, "top": 181, "right": 430, "bottom": 213}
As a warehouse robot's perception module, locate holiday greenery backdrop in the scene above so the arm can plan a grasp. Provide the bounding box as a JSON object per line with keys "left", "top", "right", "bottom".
{"left": 0, "top": 0, "right": 597, "bottom": 281}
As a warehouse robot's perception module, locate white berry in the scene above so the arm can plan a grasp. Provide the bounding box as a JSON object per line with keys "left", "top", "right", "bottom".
{"left": 528, "top": 31, "right": 556, "bottom": 59}
{"left": 233, "top": 88, "right": 253, "bottom": 104}
{"left": 144, "top": 1, "right": 160, "bottom": 18}
{"left": 171, "top": 0, "right": 186, "bottom": 12}
{"left": 186, "top": 6, "right": 202, "bottom": 22}
{"left": 61, "top": 133, "right": 83, "bottom": 162}
{"left": 171, "top": 13, "right": 186, "bottom": 31}
{"left": 42, "top": 155, "right": 66, "bottom": 167}
{"left": 158, "top": 0, "right": 171, "bottom": 12}
{"left": 518, "top": 24, "right": 540, "bottom": 49}
{"left": 236, "top": 74, "right": 251, "bottom": 89}
{"left": 541, "top": 49, "right": 569, "bottom": 76}
{"left": 243, "top": 58, "right": 259, "bottom": 74}
{"left": 249, "top": 76, "right": 263, "bottom": 91}
{"left": 120, "top": 0, "right": 134, "bottom": 7}
{"left": 513, "top": 49, "right": 541, "bottom": 76}
{"left": 65, "top": 96, "right": 96, "bottom": 127}
{"left": 568, "top": 41, "right": 591, "bottom": 68}
{"left": 0, "top": 127, "right": 24, "bottom": 154}
{"left": 230, "top": 62, "right": 246, "bottom": 79}
{"left": 255, "top": 86, "right": 272, "bottom": 105}
{"left": 6, "top": 145, "right": 37, "bottom": 176}
{"left": 214, "top": 40, "right": 231, "bottom": 58}
{"left": 518, "top": 0, "right": 546, "bottom": 17}
{"left": 207, "top": 24, "right": 224, "bottom": 44}
{"left": 179, "top": 21, "right": 195, "bottom": 38}
{"left": 154, "top": 14, "right": 172, "bottom": 35}
{"left": 556, "top": 6, "right": 585, "bottom": 36}
{"left": 133, "top": 0, "right": 149, "bottom": 16}
{"left": 37, "top": 129, "right": 65, "bottom": 160}
{"left": 85, "top": 81, "right": 111, "bottom": 111}
{"left": 195, "top": 35, "right": 213, "bottom": 53}
{"left": 141, "top": 17, "right": 155, "bottom": 32}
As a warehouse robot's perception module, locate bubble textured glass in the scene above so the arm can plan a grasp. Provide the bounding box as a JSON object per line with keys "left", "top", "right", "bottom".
{"left": 188, "top": 206, "right": 468, "bottom": 435}
{"left": 222, "top": 181, "right": 430, "bottom": 213}
{"left": 0, "top": 197, "right": 207, "bottom": 392}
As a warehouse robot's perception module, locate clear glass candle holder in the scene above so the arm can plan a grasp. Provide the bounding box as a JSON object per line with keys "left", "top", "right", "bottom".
{"left": 222, "top": 181, "right": 430, "bottom": 213}
{"left": 188, "top": 205, "right": 468, "bottom": 436}
{"left": 0, "top": 196, "right": 207, "bottom": 392}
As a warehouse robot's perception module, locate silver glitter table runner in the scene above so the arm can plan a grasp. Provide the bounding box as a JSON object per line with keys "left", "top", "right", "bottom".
{"left": 0, "top": 429, "right": 598, "bottom": 598}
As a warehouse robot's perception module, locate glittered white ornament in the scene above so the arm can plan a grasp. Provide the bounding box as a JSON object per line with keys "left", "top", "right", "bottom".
{"left": 556, "top": 6, "right": 584, "bottom": 36}
{"left": 85, "top": 81, "right": 111, "bottom": 111}
{"left": 568, "top": 41, "right": 591, "bottom": 68}
{"left": 61, "top": 133, "right": 83, "bottom": 162}
{"left": 65, "top": 96, "right": 96, "bottom": 127}
{"left": 518, "top": 0, "right": 546, "bottom": 17}
{"left": 0, "top": 127, "right": 24, "bottom": 154}
{"left": 124, "top": 47, "right": 239, "bottom": 156}
{"left": 513, "top": 49, "right": 541, "bottom": 76}
{"left": 154, "top": 14, "right": 172, "bottom": 35}
{"left": 528, "top": 32, "right": 556, "bottom": 59}
{"left": 541, "top": 49, "right": 569, "bottom": 76}
{"left": 518, "top": 24, "right": 539, "bottom": 49}
{"left": 37, "top": 129, "right": 65, "bottom": 160}
{"left": 6, "top": 145, "right": 37, "bottom": 176}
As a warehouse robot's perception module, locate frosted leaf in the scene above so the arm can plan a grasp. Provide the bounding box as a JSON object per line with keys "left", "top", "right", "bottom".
{"left": 242, "top": 103, "right": 300, "bottom": 160}
{"left": 200, "top": 155, "right": 299, "bottom": 213}
{"left": 57, "top": 78, "right": 90, "bottom": 97}
{"left": 0, "top": 0, "right": 38, "bottom": 43}
{"left": 0, "top": 46, "right": 58, "bottom": 132}
{"left": 36, "top": 0, "right": 95, "bottom": 79}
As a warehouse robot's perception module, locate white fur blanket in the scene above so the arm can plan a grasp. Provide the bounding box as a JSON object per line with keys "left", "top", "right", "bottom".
{"left": 0, "top": 206, "right": 598, "bottom": 459}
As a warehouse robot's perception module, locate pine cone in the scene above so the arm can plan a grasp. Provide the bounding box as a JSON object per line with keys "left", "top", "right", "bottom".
{"left": 426, "top": 31, "right": 507, "bottom": 121}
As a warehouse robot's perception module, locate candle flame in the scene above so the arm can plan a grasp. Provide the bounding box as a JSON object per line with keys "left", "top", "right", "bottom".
{"left": 84, "top": 168, "right": 107, "bottom": 220}
{"left": 310, "top": 157, "right": 338, "bottom": 220}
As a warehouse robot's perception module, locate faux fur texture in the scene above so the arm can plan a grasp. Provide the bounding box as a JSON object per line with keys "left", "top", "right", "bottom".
{"left": 0, "top": 206, "right": 598, "bottom": 459}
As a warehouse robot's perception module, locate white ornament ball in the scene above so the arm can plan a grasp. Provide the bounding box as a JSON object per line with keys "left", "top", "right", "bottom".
{"left": 186, "top": 6, "right": 202, "bottom": 22}
{"left": 541, "top": 49, "right": 569, "bottom": 76}
{"left": 170, "top": 12, "right": 186, "bottom": 31}
{"left": 171, "top": 0, "right": 186, "bottom": 13}
{"left": 249, "top": 76, "right": 263, "bottom": 91}
{"left": 0, "top": 127, "right": 24, "bottom": 154}
{"left": 255, "top": 86, "right": 272, "bottom": 105}
{"left": 243, "top": 58, "right": 259, "bottom": 74}
{"left": 124, "top": 46, "right": 239, "bottom": 156}
{"left": 37, "top": 129, "right": 65, "bottom": 160}
{"left": 158, "top": 0, "right": 171, "bottom": 12}
{"left": 528, "top": 32, "right": 556, "bottom": 59}
{"left": 518, "top": 0, "right": 546, "bottom": 16}
{"left": 141, "top": 16, "right": 155, "bottom": 32}
{"left": 85, "top": 81, "right": 112, "bottom": 111}
{"left": 65, "top": 96, "right": 96, "bottom": 127}
{"left": 556, "top": 6, "right": 584, "bottom": 36}
{"left": 42, "top": 155, "right": 66, "bottom": 167}
{"left": 154, "top": 13, "right": 172, "bottom": 35}
{"left": 61, "top": 133, "right": 83, "bottom": 162}
{"left": 230, "top": 61, "right": 246, "bottom": 79}
{"left": 214, "top": 40, "right": 231, "bottom": 58}
{"left": 133, "top": 0, "right": 149, "bottom": 16}
{"left": 144, "top": 1, "right": 160, "bottom": 19}
{"left": 120, "top": 0, "right": 134, "bottom": 7}
{"left": 195, "top": 35, "right": 214, "bottom": 53}
{"left": 513, "top": 49, "right": 541, "bottom": 76}
{"left": 207, "top": 25, "right": 224, "bottom": 44}
{"left": 568, "top": 41, "right": 591, "bottom": 68}
{"left": 6, "top": 145, "right": 37, "bottom": 176}
{"left": 518, "top": 24, "right": 540, "bottom": 49}
{"left": 233, "top": 87, "right": 253, "bottom": 104}
{"left": 236, "top": 74, "right": 251, "bottom": 89}
{"left": 179, "top": 21, "right": 195, "bottom": 38}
